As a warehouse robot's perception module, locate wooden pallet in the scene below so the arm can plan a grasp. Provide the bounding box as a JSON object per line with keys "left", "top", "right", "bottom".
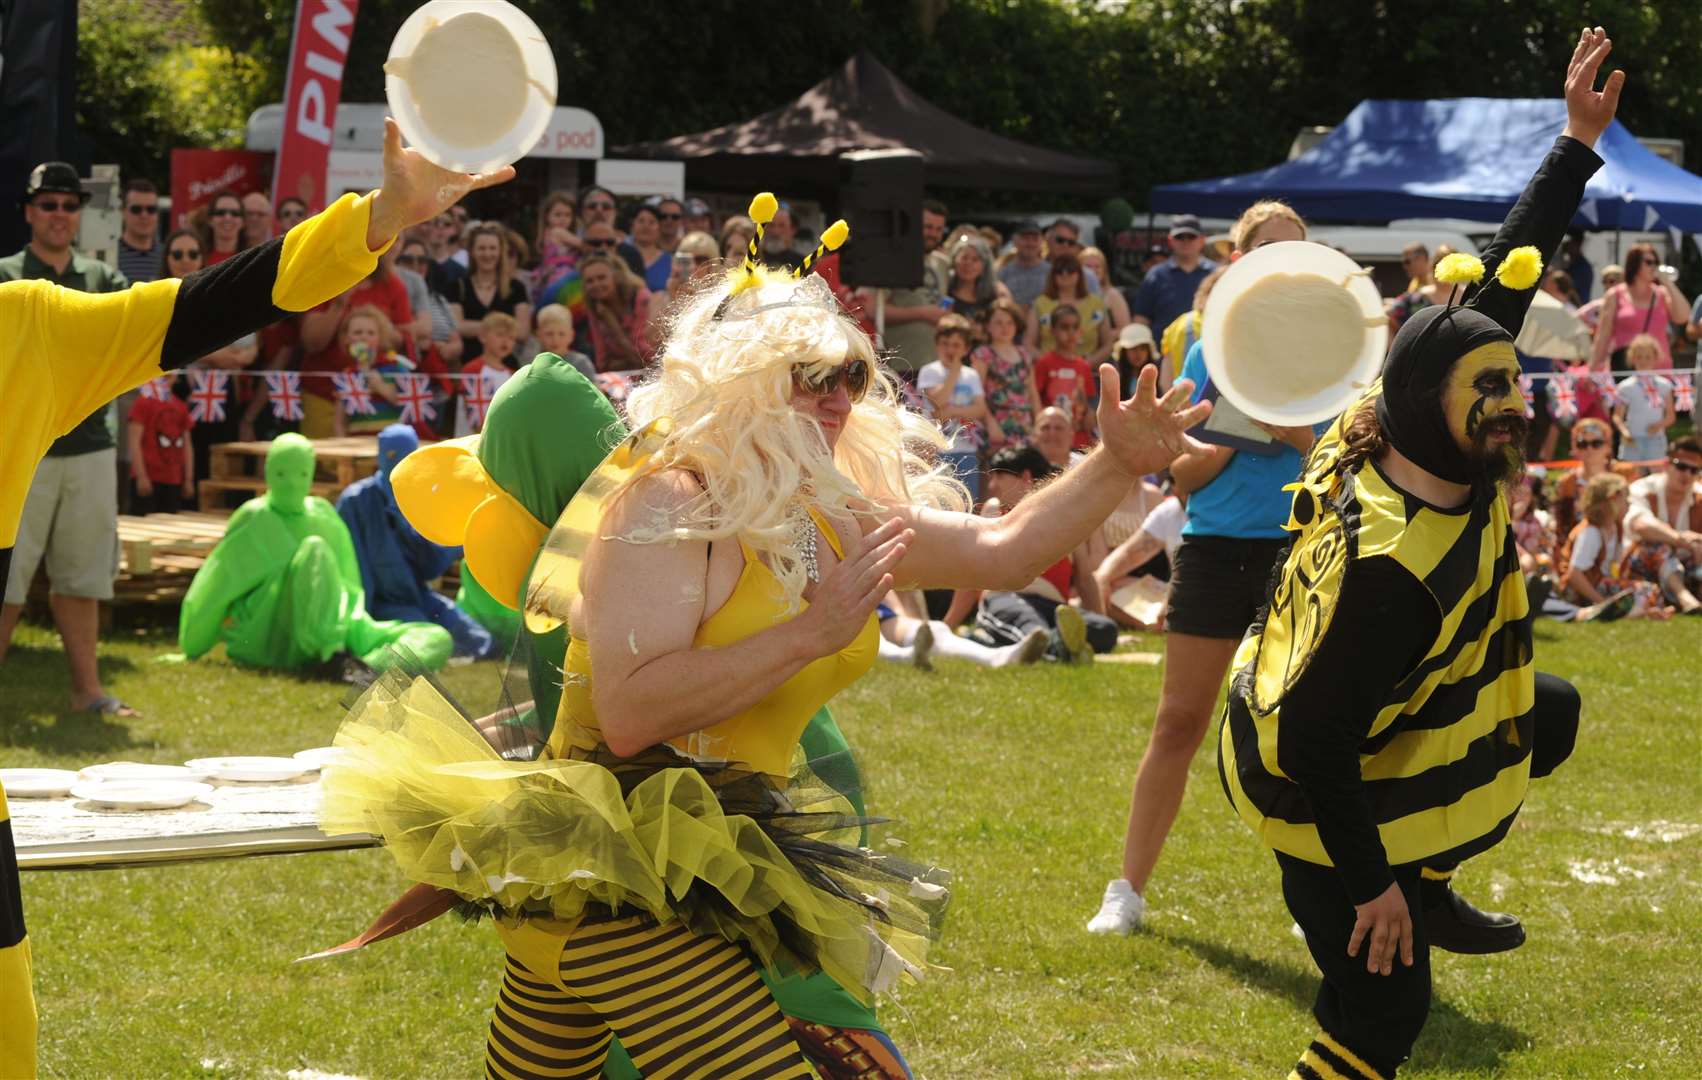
{"left": 117, "top": 512, "right": 229, "bottom": 576}
{"left": 203, "top": 437, "right": 378, "bottom": 511}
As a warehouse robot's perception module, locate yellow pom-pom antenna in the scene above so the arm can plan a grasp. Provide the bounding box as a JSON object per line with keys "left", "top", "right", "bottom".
{"left": 1434, "top": 253, "right": 1485, "bottom": 286}
{"left": 793, "top": 218, "right": 850, "bottom": 280}
{"left": 1494, "top": 245, "right": 1544, "bottom": 291}
{"left": 738, "top": 192, "right": 781, "bottom": 290}
{"left": 748, "top": 192, "right": 778, "bottom": 226}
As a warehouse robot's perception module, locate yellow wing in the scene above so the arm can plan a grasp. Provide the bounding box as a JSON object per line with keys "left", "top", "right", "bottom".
{"left": 523, "top": 417, "right": 674, "bottom": 634}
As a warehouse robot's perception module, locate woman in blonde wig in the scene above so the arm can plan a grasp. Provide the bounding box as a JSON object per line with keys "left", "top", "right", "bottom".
{"left": 322, "top": 195, "right": 1210, "bottom": 1079}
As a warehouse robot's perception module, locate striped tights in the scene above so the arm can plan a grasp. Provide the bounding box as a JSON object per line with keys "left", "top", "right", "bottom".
{"left": 485, "top": 913, "right": 815, "bottom": 1080}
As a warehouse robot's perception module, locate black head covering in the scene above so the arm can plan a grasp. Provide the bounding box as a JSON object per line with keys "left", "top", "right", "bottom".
{"left": 1374, "top": 303, "right": 1513, "bottom": 485}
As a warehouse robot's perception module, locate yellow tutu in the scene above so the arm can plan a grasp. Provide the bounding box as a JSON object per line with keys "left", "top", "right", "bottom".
{"left": 319, "top": 668, "right": 948, "bottom": 1002}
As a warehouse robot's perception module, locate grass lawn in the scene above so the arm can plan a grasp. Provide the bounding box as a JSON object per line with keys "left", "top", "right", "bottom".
{"left": 3, "top": 614, "right": 1698, "bottom": 1079}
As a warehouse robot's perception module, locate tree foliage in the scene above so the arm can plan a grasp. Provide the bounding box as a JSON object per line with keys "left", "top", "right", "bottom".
{"left": 82, "top": 0, "right": 1702, "bottom": 207}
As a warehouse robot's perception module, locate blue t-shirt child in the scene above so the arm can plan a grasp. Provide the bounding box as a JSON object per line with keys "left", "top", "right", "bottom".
{"left": 1179, "top": 340, "right": 1323, "bottom": 538}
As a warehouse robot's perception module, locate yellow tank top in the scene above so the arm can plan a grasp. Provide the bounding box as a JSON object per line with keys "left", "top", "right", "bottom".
{"left": 549, "top": 511, "right": 878, "bottom": 777}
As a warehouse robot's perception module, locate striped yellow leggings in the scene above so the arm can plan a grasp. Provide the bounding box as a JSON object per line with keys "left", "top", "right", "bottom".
{"left": 486, "top": 912, "right": 816, "bottom": 1080}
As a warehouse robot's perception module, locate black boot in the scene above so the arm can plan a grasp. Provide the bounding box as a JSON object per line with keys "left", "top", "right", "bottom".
{"left": 1424, "top": 887, "right": 1525, "bottom": 954}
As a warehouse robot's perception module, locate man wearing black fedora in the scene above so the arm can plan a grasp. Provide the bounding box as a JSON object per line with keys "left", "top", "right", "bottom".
{"left": 0, "top": 161, "right": 134, "bottom": 717}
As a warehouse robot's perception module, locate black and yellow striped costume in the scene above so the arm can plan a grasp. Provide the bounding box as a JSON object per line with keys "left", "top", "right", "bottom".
{"left": 1218, "top": 129, "right": 1601, "bottom": 1080}
{"left": 1, "top": 192, "right": 396, "bottom": 1077}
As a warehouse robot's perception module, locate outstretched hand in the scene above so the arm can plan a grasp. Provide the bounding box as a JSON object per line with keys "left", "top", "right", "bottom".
{"left": 1095, "top": 363, "right": 1213, "bottom": 479}
{"left": 364, "top": 117, "right": 516, "bottom": 250}
{"left": 1562, "top": 26, "right": 1624, "bottom": 149}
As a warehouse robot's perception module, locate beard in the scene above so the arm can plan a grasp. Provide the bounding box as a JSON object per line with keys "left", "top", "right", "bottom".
{"left": 1468, "top": 413, "right": 1529, "bottom": 489}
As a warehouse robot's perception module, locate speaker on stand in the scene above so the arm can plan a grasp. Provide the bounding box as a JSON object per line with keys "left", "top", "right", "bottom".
{"left": 838, "top": 149, "right": 924, "bottom": 341}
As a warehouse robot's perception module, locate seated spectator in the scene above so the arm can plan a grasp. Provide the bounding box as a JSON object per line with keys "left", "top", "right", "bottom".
{"left": 918, "top": 313, "right": 994, "bottom": 501}
{"left": 334, "top": 305, "right": 413, "bottom": 437}
{"left": 943, "top": 235, "right": 1011, "bottom": 341}
{"left": 202, "top": 191, "right": 245, "bottom": 264}
{"left": 450, "top": 223, "right": 531, "bottom": 359}
{"left": 1033, "top": 405, "right": 1077, "bottom": 471}
{"left": 657, "top": 230, "right": 720, "bottom": 318}
{"left": 1034, "top": 306, "right": 1098, "bottom": 449}
{"left": 126, "top": 377, "right": 195, "bottom": 514}
{"left": 578, "top": 252, "right": 652, "bottom": 372}
{"left": 1623, "top": 435, "right": 1702, "bottom": 615}
{"left": 1079, "top": 245, "right": 1132, "bottom": 329}
{"left": 1613, "top": 333, "right": 1677, "bottom": 463}
{"left": 241, "top": 191, "right": 275, "bottom": 248}
{"left": 534, "top": 303, "right": 596, "bottom": 380}
{"left": 1112, "top": 322, "right": 1158, "bottom": 396}
{"left": 720, "top": 214, "right": 756, "bottom": 263}
{"left": 1028, "top": 256, "right": 1110, "bottom": 362}
{"left": 457, "top": 312, "right": 522, "bottom": 437}
{"left": 1508, "top": 475, "right": 1607, "bottom": 622}
{"left": 970, "top": 297, "right": 1040, "bottom": 449}
{"left": 1043, "top": 219, "right": 1102, "bottom": 293}
{"left": 971, "top": 446, "right": 1118, "bottom": 663}
{"left": 1158, "top": 265, "right": 1226, "bottom": 391}
{"left": 1557, "top": 472, "right": 1671, "bottom": 619}
{"left": 874, "top": 592, "right": 1048, "bottom": 669}
{"left": 996, "top": 219, "right": 1049, "bottom": 308}
{"left": 336, "top": 423, "right": 498, "bottom": 659}
{"left": 623, "top": 202, "right": 673, "bottom": 291}
{"left": 1551, "top": 416, "right": 1639, "bottom": 541}
{"left": 1093, "top": 488, "right": 1185, "bottom": 630}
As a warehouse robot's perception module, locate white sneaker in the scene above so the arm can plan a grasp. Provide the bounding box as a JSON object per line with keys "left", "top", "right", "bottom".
{"left": 1086, "top": 878, "right": 1145, "bottom": 934}
{"left": 909, "top": 620, "right": 934, "bottom": 671}
{"left": 992, "top": 627, "right": 1050, "bottom": 668}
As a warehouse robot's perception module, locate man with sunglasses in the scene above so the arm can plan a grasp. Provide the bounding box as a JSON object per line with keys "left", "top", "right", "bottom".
{"left": 0, "top": 125, "right": 513, "bottom": 1079}
{"left": 116, "top": 177, "right": 163, "bottom": 283}
{"left": 654, "top": 196, "right": 685, "bottom": 252}
{"left": 1131, "top": 213, "right": 1216, "bottom": 333}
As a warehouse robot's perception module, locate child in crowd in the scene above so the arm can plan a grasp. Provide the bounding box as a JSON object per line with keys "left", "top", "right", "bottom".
{"left": 456, "top": 311, "right": 521, "bottom": 436}
{"left": 1613, "top": 332, "right": 1676, "bottom": 463}
{"left": 1558, "top": 472, "right": 1671, "bottom": 619}
{"left": 334, "top": 305, "right": 412, "bottom": 436}
{"left": 1033, "top": 304, "right": 1098, "bottom": 449}
{"left": 534, "top": 303, "right": 597, "bottom": 381}
{"left": 126, "top": 377, "right": 195, "bottom": 514}
{"left": 918, "top": 313, "right": 996, "bottom": 502}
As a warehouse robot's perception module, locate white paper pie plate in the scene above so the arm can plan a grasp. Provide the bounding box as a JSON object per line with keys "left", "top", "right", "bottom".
{"left": 184, "top": 756, "right": 311, "bottom": 783}
{"left": 292, "top": 747, "right": 348, "bottom": 771}
{"left": 80, "top": 762, "right": 213, "bottom": 784}
{"left": 384, "top": 0, "right": 558, "bottom": 174}
{"left": 0, "top": 768, "right": 83, "bottom": 798}
{"left": 70, "top": 780, "right": 214, "bottom": 811}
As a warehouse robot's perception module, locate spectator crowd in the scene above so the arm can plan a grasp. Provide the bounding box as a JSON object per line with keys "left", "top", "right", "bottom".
{"left": 2, "top": 160, "right": 1697, "bottom": 721}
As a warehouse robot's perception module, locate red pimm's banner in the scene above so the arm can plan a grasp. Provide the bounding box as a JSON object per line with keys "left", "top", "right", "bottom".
{"left": 273, "top": 0, "right": 360, "bottom": 213}
{"left": 170, "top": 149, "right": 273, "bottom": 231}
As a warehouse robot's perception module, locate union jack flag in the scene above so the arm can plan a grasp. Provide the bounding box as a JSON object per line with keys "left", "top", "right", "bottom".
{"left": 187, "top": 370, "right": 228, "bottom": 424}
{"left": 460, "top": 369, "right": 497, "bottom": 432}
{"left": 332, "top": 371, "right": 376, "bottom": 416}
{"left": 264, "top": 371, "right": 303, "bottom": 421}
{"left": 1636, "top": 374, "right": 1664, "bottom": 411}
{"left": 137, "top": 376, "right": 172, "bottom": 401}
{"left": 1673, "top": 372, "right": 1695, "bottom": 412}
{"left": 1590, "top": 372, "right": 1618, "bottom": 409}
{"left": 1517, "top": 375, "right": 1536, "bottom": 419}
{"left": 395, "top": 373, "right": 436, "bottom": 425}
{"left": 1548, "top": 373, "right": 1577, "bottom": 421}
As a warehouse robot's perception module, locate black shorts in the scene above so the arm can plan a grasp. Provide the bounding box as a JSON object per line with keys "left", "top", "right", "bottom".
{"left": 1165, "top": 535, "right": 1291, "bottom": 640}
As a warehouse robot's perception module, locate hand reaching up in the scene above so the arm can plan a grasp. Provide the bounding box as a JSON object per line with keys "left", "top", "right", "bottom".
{"left": 1562, "top": 27, "right": 1625, "bottom": 149}
{"left": 364, "top": 118, "right": 516, "bottom": 250}
{"left": 1095, "top": 362, "right": 1213, "bottom": 479}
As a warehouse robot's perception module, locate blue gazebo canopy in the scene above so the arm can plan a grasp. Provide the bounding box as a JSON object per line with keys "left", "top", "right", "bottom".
{"left": 1153, "top": 98, "right": 1702, "bottom": 232}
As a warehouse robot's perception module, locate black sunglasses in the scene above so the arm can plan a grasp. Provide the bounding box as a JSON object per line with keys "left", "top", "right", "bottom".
{"left": 793, "top": 358, "right": 870, "bottom": 402}
{"left": 586, "top": 237, "right": 617, "bottom": 248}
{"left": 396, "top": 254, "right": 426, "bottom": 267}
{"left": 127, "top": 203, "right": 159, "bottom": 215}
{"left": 583, "top": 200, "right": 615, "bottom": 210}
{"left": 1671, "top": 459, "right": 1701, "bottom": 475}
{"left": 168, "top": 247, "right": 201, "bottom": 259}
{"left": 1573, "top": 438, "right": 1607, "bottom": 449}
{"left": 32, "top": 197, "right": 80, "bottom": 213}
{"left": 210, "top": 208, "right": 242, "bottom": 218}
{"left": 1050, "top": 237, "right": 1079, "bottom": 247}
{"left": 657, "top": 212, "right": 682, "bottom": 221}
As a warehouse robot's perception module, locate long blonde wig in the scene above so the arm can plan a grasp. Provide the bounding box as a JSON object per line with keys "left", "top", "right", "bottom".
{"left": 618, "top": 266, "right": 968, "bottom": 608}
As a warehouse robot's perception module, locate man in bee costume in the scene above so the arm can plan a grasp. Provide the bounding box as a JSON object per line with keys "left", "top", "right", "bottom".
{"left": 1218, "top": 30, "right": 1622, "bottom": 1080}
{"left": 0, "top": 121, "right": 510, "bottom": 1078}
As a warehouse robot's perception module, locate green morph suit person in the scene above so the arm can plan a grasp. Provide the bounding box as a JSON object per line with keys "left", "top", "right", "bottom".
{"left": 179, "top": 434, "right": 452, "bottom": 671}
